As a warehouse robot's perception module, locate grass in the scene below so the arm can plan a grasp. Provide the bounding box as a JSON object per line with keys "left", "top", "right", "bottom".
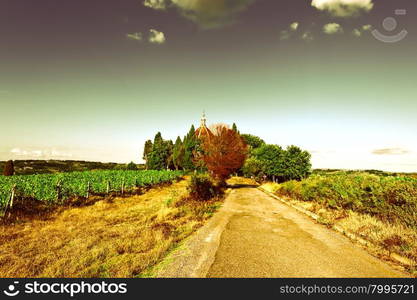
{"left": 275, "top": 172, "right": 417, "bottom": 228}
{"left": 0, "top": 178, "right": 222, "bottom": 278}
{"left": 260, "top": 173, "right": 417, "bottom": 276}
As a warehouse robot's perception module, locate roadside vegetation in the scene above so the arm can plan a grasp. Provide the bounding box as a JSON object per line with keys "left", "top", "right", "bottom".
{"left": 261, "top": 171, "right": 417, "bottom": 274}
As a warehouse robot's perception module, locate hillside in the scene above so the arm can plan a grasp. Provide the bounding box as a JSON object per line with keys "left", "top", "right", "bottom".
{"left": 0, "top": 160, "right": 143, "bottom": 176}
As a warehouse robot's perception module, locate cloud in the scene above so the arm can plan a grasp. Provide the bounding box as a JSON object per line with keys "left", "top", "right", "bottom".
{"left": 144, "top": 0, "right": 168, "bottom": 10}
{"left": 280, "top": 22, "right": 299, "bottom": 40}
{"left": 372, "top": 148, "right": 410, "bottom": 156}
{"left": 143, "top": 0, "right": 255, "bottom": 29}
{"left": 352, "top": 24, "right": 372, "bottom": 37}
{"left": 280, "top": 31, "right": 290, "bottom": 40}
{"left": 10, "top": 148, "right": 73, "bottom": 158}
{"left": 126, "top": 32, "right": 143, "bottom": 41}
{"left": 301, "top": 31, "right": 314, "bottom": 42}
{"left": 352, "top": 28, "right": 361, "bottom": 37}
{"left": 290, "top": 22, "right": 299, "bottom": 31}
{"left": 311, "top": 0, "right": 374, "bottom": 17}
{"left": 126, "top": 30, "right": 166, "bottom": 44}
{"left": 362, "top": 24, "right": 372, "bottom": 31}
{"left": 323, "top": 23, "right": 344, "bottom": 34}
{"left": 149, "top": 29, "right": 166, "bottom": 44}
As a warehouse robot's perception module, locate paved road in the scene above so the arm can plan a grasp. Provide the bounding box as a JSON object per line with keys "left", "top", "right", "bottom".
{"left": 158, "top": 185, "right": 406, "bottom": 278}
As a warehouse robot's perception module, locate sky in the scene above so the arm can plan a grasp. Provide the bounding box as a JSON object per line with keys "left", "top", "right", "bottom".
{"left": 0, "top": 0, "right": 416, "bottom": 172}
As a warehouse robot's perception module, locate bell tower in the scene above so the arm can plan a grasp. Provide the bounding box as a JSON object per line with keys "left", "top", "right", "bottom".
{"left": 200, "top": 111, "right": 207, "bottom": 128}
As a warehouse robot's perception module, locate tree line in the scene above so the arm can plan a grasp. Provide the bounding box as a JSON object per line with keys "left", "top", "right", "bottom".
{"left": 142, "top": 123, "right": 311, "bottom": 183}
{"left": 241, "top": 134, "right": 311, "bottom": 182}
{"left": 143, "top": 125, "right": 200, "bottom": 171}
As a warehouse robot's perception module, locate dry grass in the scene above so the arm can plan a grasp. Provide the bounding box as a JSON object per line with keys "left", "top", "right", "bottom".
{"left": 227, "top": 176, "right": 258, "bottom": 186}
{"left": 0, "top": 179, "right": 222, "bottom": 278}
{"left": 260, "top": 182, "right": 280, "bottom": 193}
{"left": 260, "top": 182, "right": 417, "bottom": 275}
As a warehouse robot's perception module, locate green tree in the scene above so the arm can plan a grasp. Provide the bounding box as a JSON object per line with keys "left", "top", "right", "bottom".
{"left": 172, "top": 136, "right": 184, "bottom": 170}
{"left": 126, "top": 161, "right": 138, "bottom": 170}
{"left": 164, "top": 139, "right": 174, "bottom": 170}
{"left": 232, "top": 123, "right": 238, "bottom": 133}
{"left": 252, "top": 144, "right": 284, "bottom": 181}
{"left": 142, "top": 140, "right": 153, "bottom": 169}
{"left": 182, "top": 125, "right": 198, "bottom": 171}
{"left": 241, "top": 134, "right": 265, "bottom": 151}
{"left": 281, "top": 145, "right": 312, "bottom": 181}
{"left": 242, "top": 157, "right": 263, "bottom": 178}
{"left": 147, "top": 132, "right": 170, "bottom": 170}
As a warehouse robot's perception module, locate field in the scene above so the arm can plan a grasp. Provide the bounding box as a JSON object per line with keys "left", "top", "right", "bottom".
{"left": 0, "top": 178, "right": 222, "bottom": 277}
{"left": 261, "top": 171, "right": 417, "bottom": 271}
{"left": 0, "top": 170, "right": 183, "bottom": 215}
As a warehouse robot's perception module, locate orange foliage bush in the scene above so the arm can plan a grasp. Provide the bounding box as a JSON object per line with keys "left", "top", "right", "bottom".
{"left": 200, "top": 124, "right": 248, "bottom": 182}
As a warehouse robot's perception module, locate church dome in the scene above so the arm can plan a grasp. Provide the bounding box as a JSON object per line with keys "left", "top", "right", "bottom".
{"left": 195, "top": 112, "right": 213, "bottom": 139}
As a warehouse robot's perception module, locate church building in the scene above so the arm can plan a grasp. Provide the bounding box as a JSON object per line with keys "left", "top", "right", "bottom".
{"left": 195, "top": 112, "right": 213, "bottom": 140}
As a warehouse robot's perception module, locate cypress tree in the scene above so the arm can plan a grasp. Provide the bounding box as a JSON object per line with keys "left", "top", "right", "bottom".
{"left": 147, "top": 132, "right": 168, "bottom": 170}
{"left": 172, "top": 136, "right": 184, "bottom": 170}
{"left": 143, "top": 140, "right": 153, "bottom": 169}
{"left": 182, "top": 125, "right": 197, "bottom": 171}
{"left": 164, "top": 139, "right": 174, "bottom": 170}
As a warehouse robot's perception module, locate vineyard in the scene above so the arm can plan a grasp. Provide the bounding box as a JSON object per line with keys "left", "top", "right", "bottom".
{"left": 0, "top": 170, "right": 183, "bottom": 214}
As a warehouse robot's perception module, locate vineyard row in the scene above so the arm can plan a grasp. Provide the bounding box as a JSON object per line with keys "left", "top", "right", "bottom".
{"left": 0, "top": 170, "right": 183, "bottom": 214}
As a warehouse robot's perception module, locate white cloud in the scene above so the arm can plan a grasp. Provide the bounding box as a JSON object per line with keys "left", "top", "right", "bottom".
{"left": 280, "top": 22, "right": 299, "bottom": 40}
{"left": 352, "top": 28, "right": 361, "bottom": 37}
{"left": 149, "top": 29, "right": 166, "bottom": 44}
{"left": 323, "top": 23, "right": 344, "bottom": 34}
{"left": 126, "top": 32, "right": 143, "bottom": 41}
{"left": 301, "top": 31, "right": 314, "bottom": 42}
{"left": 362, "top": 24, "right": 372, "bottom": 31}
{"left": 10, "top": 148, "right": 73, "bottom": 159}
{"left": 125, "top": 30, "right": 166, "bottom": 45}
{"left": 144, "top": 0, "right": 255, "bottom": 29}
{"left": 372, "top": 148, "right": 410, "bottom": 156}
{"left": 352, "top": 24, "right": 372, "bottom": 37}
{"left": 311, "top": 0, "right": 374, "bottom": 17}
{"left": 144, "top": 0, "right": 168, "bottom": 10}
{"left": 290, "top": 22, "right": 299, "bottom": 31}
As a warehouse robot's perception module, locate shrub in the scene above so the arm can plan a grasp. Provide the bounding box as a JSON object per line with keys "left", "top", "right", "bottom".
{"left": 200, "top": 124, "right": 248, "bottom": 183}
{"left": 127, "top": 162, "right": 138, "bottom": 170}
{"left": 3, "top": 160, "right": 15, "bottom": 176}
{"left": 275, "top": 172, "right": 417, "bottom": 228}
{"left": 242, "top": 157, "right": 263, "bottom": 178}
{"left": 187, "top": 174, "right": 220, "bottom": 201}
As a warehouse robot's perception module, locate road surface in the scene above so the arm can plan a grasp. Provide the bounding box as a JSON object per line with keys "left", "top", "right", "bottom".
{"left": 157, "top": 185, "right": 407, "bottom": 278}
